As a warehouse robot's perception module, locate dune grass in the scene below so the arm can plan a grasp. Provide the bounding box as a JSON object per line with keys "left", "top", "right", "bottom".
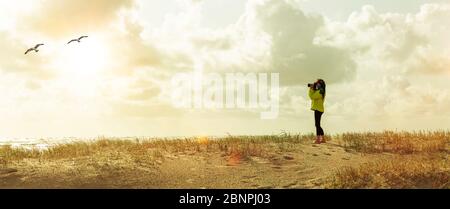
{"left": 0, "top": 133, "right": 314, "bottom": 166}
{"left": 338, "top": 131, "right": 450, "bottom": 154}
{"left": 331, "top": 131, "right": 449, "bottom": 188}
{"left": 1, "top": 131, "right": 448, "bottom": 188}
{"left": 328, "top": 155, "right": 449, "bottom": 189}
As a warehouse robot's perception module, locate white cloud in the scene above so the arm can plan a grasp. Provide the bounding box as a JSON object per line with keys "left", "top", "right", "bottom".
{"left": 283, "top": 3, "right": 450, "bottom": 122}
{"left": 1, "top": 0, "right": 450, "bottom": 137}
{"left": 318, "top": 4, "right": 450, "bottom": 75}
{"left": 0, "top": 31, "right": 55, "bottom": 79}
{"left": 21, "top": 0, "right": 135, "bottom": 38}
{"left": 190, "top": 0, "right": 356, "bottom": 85}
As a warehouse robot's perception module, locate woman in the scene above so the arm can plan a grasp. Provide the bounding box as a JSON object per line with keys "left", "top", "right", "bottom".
{"left": 309, "top": 79, "right": 326, "bottom": 144}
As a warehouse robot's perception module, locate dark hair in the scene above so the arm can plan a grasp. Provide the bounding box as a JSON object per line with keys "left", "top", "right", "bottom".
{"left": 317, "top": 79, "right": 326, "bottom": 99}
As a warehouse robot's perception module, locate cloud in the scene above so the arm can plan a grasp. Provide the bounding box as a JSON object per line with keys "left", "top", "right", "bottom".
{"left": 317, "top": 4, "right": 450, "bottom": 75}
{"left": 106, "top": 17, "right": 164, "bottom": 76}
{"left": 1, "top": 0, "right": 146, "bottom": 79}
{"left": 139, "top": 0, "right": 450, "bottom": 121}
{"left": 111, "top": 101, "right": 182, "bottom": 118}
{"left": 0, "top": 31, "right": 54, "bottom": 79}
{"left": 2, "top": 0, "right": 450, "bottom": 137}
{"left": 280, "top": 3, "right": 450, "bottom": 120}
{"left": 244, "top": 0, "right": 356, "bottom": 85}
{"left": 22, "top": 0, "right": 134, "bottom": 38}
{"left": 190, "top": 0, "right": 357, "bottom": 85}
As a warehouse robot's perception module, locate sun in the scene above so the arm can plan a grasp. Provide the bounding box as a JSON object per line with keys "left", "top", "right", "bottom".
{"left": 57, "top": 37, "right": 109, "bottom": 77}
{"left": 52, "top": 36, "right": 110, "bottom": 98}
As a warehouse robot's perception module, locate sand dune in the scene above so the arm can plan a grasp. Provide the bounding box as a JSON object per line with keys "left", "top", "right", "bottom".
{"left": 0, "top": 132, "right": 448, "bottom": 189}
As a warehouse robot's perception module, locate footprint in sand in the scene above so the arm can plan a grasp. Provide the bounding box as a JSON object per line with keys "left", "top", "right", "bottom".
{"left": 251, "top": 157, "right": 269, "bottom": 165}
{"left": 243, "top": 175, "right": 257, "bottom": 179}
{"left": 296, "top": 167, "right": 316, "bottom": 175}
{"left": 242, "top": 175, "right": 258, "bottom": 183}
{"left": 251, "top": 183, "right": 260, "bottom": 187}
{"left": 283, "top": 156, "right": 294, "bottom": 160}
{"left": 257, "top": 186, "right": 273, "bottom": 189}
{"left": 282, "top": 181, "right": 298, "bottom": 188}
{"left": 0, "top": 168, "right": 18, "bottom": 175}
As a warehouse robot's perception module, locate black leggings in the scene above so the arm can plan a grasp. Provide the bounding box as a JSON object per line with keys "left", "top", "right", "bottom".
{"left": 314, "top": 110, "right": 324, "bottom": 136}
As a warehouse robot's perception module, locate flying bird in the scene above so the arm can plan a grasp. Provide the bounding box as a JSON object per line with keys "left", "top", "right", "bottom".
{"left": 25, "top": 44, "right": 44, "bottom": 55}
{"left": 67, "top": 36, "right": 88, "bottom": 44}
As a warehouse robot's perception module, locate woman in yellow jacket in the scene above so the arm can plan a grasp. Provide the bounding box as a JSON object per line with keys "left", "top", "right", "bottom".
{"left": 309, "top": 79, "right": 326, "bottom": 144}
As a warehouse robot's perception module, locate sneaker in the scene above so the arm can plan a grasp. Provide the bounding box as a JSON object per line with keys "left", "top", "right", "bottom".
{"left": 314, "top": 136, "right": 321, "bottom": 144}
{"left": 320, "top": 136, "right": 326, "bottom": 143}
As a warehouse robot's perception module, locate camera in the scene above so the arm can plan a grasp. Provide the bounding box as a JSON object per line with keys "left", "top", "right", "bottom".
{"left": 307, "top": 83, "right": 314, "bottom": 88}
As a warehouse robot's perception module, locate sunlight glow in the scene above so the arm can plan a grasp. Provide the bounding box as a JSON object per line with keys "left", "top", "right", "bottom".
{"left": 51, "top": 36, "right": 110, "bottom": 99}
{"left": 57, "top": 37, "right": 109, "bottom": 77}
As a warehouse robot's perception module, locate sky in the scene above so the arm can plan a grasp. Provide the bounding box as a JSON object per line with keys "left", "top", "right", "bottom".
{"left": 0, "top": 0, "right": 450, "bottom": 139}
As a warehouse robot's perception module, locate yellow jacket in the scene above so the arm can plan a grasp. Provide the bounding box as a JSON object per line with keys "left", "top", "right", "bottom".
{"left": 309, "top": 89, "right": 324, "bottom": 113}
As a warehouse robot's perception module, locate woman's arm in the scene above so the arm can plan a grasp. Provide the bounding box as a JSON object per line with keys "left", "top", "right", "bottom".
{"left": 309, "top": 89, "right": 322, "bottom": 100}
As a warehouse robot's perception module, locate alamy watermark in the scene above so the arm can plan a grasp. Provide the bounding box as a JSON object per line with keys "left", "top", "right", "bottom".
{"left": 171, "top": 72, "right": 280, "bottom": 119}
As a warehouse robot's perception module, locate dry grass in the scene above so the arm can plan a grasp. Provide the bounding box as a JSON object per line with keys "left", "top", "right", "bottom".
{"left": 0, "top": 140, "right": 166, "bottom": 166}
{"left": 338, "top": 131, "right": 450, "bottom": 154}
{"left": 1, "top": 131, "right": 447, "bottom": 164}
{"left": 0, "top": 133, "right": 313, "bottom": 165}
{"left": 330, "top": 131, "right": 449, "bottom": 189}
{"left": 328, "top": 155, "right": 450, "bottom": 189}
{"left": 1, "top": 131, "right": 449, "bottom": 189}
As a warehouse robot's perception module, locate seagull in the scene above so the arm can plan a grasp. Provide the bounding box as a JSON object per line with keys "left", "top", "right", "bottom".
{"left": 67, "top": 36, "right": 88, "bottom": 44}
{"left": 25, "top": 44, "right": 44, "bottom": 55}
